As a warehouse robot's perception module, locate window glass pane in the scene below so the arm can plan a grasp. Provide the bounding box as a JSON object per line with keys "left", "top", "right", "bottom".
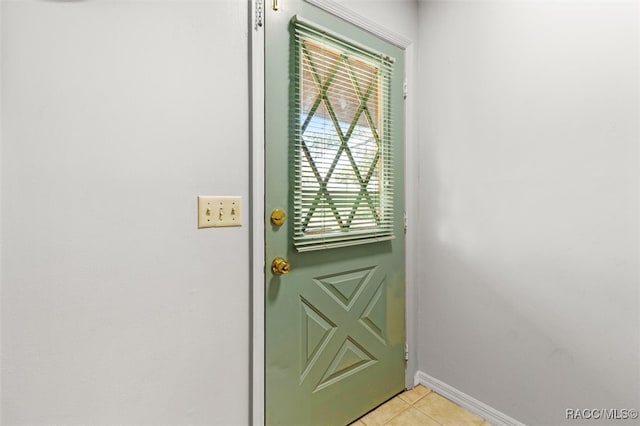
{"left": 293, "top": 22, "right": 394, "bottom": 251}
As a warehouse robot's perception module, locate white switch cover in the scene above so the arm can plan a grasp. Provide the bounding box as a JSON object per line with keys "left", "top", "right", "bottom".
{"left": 198, "top": 196, "right": 242, "bottom": 228}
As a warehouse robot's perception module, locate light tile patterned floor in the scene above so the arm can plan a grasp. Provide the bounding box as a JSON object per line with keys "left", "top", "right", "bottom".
{"left": 350, "top": 385, "right": 492, "bottom": 426}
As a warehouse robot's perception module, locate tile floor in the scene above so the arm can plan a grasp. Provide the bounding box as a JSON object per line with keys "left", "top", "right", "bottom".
{"left": 350, "top": 385, "right": 491, "bottom": 426}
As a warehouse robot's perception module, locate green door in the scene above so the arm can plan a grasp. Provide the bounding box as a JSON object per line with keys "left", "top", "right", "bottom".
{"left": 265, "top": 2, "right": 405, "bottom": 425}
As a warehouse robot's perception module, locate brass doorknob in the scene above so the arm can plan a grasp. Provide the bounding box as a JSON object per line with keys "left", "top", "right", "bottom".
{"left": 270, "top": 208, "right": 286, "bottom": 226}
{"left": 271, "top": 257, "right": 291, "bottom": 275}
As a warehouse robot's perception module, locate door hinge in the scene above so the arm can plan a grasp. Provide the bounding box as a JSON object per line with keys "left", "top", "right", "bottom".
{"left": 404, "top": 211, "right": 408, "bottom": 235}
{"left": 255, "top": 0, "right": 264, "bottom": 29}
{"left": 403, "top": 77, "right": 408, "bottom": 100}
{"left": 404, "top": 343, "right": 409, "bottom": 362}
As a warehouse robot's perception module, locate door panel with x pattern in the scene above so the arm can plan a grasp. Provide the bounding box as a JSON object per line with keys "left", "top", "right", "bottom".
{"left": 298, "top": 265, "right": 388, "bottom": 393}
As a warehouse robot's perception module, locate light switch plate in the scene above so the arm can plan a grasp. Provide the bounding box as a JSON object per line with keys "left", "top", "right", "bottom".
{"left": 198, "top": 196, "right": 242, "bottom": 228}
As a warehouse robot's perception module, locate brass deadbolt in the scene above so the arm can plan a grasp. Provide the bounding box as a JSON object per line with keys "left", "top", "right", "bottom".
{"left": 270, "top": 208, "right": 287, "bottom": 226}
{"left": 271, "top": 257, "right": 291, "bottom": 275}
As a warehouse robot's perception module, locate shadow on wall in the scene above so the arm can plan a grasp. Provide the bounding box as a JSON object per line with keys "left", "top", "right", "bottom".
{"left": 417, "top": 128, "right": 639, "bottom": 422}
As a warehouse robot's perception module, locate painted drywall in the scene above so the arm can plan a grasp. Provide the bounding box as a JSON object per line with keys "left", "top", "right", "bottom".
{"left": 340, "top": 0, "right": 418, "bottom": 39}
{"left": 1, "top": 1, "right": 249, "bottom": 425}
{"left": 417, "top": 1, "right": 639, "bottom": 425}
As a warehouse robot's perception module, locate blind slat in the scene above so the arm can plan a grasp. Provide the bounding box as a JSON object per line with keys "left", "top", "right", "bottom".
{"left": 293, "top": 18, "right": 395, "bottom": 252}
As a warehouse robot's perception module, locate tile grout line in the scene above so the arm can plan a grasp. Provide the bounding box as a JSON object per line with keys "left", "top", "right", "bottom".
{"left": 381, "top": 402, "right": 412, "bottom": 425}
{"left": 356, "top": 385, "right": 489, "bottom": 426}
{"left": 410, "top": 392, "right": 444, "bottom": 426}
{"left": 412, "top": 386, "right": 487, "bottom": 426}
{"left": 408, "top": 404, "right": 447, "bottom": 426}
{"left": 412, "top": 391, "right": 488, "bottom": 426}
{"left": 382, "top": 406, "right": 446, "bottom": 426}
{"left": 387, "top": 388, "right": 447, "bottom": 426}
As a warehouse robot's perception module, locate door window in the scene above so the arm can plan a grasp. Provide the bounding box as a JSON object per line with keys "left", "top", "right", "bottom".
{"left": 293, "top": 20, "right": 395, "bottom": 251}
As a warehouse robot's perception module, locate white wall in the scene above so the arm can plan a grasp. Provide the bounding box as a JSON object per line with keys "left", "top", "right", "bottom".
{"left": 417, "top": 1, "right": 639, "bottom": 425}
{"left": 1, "top": 1, "right": 249, "bottom": 425}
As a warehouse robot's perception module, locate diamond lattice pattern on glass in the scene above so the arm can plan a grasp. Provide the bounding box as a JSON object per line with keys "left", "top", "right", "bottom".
{"left": 293, "top": 21, "right": 394, "bottom": 251}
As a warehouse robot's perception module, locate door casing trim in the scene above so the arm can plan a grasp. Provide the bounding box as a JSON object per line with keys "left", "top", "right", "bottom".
{"left": 250, "top": 1, "right": 417, "bottom": 424}
{"left": 303, "top": 0, "right": 412, "bottom": 48}
{"left": 249, "top": 0, "right": 265, "bottom": 424}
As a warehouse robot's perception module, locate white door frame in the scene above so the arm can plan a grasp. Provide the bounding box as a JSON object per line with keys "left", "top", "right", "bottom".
{"left": 249, "top": 1, "right": 417, "bottom": 424}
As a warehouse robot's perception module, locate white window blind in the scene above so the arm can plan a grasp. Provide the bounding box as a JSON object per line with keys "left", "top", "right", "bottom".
{"left": 292, "top": 17, "right": 395, "bottom": 252}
